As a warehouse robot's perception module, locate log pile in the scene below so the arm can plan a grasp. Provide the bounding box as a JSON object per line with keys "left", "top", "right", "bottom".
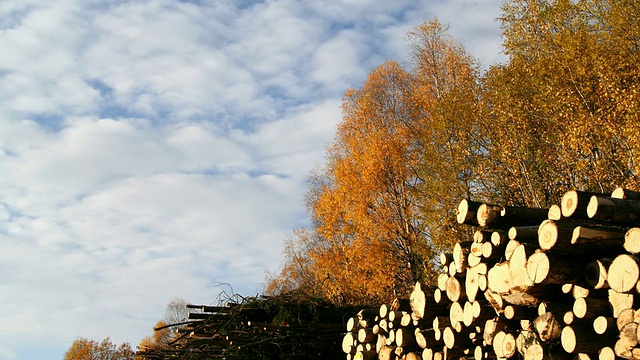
{"left": 342, "top": 187, "right": 640, "bottom": 360}
{"left": 136, "top": 292, "right": 352, "bottom": 359}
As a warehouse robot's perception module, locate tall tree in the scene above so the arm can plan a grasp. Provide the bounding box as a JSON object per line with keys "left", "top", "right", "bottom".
{"left": 267, "top": 19, "right": 483, "bottom": 305}
{"left": 480, "top": 0, "right": 640, "bottom": 206}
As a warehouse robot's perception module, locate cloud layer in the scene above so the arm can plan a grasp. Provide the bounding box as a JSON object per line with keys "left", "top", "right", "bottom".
{"left": 0, "top": 0, "right": 504, "bottom": 358}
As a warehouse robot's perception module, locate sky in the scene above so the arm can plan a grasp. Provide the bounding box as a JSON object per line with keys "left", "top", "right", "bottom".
{"left": 0, "top": 1, "right": 505, "bottom": 358}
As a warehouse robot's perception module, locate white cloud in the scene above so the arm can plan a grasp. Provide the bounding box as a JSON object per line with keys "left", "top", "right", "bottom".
{"left": 0, "top": 0, "right": 504, "bottom": 358}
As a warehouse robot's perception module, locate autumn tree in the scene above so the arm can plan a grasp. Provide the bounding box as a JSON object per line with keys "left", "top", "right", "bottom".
{"left": 64, "top": 337, "right": 134, "bottom": 360}
{"left": 136, "top": 298, "right": 191, "bottom": 353}
{"left": 267, "top": 19, "right": 483, "bottom": 306}
{"left": 405, "top": 20, "right": 485, "bottom": 251}
{"left": 479, "top": 0, "right": 640, "bottom": 206}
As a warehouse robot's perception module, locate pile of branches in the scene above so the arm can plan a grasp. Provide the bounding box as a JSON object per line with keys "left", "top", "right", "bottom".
{"left": 136, "top": 291, "right": 357, "bottom": 359}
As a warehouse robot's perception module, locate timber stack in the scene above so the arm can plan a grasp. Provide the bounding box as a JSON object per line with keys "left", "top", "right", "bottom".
{"left": 342, "top": 187, "right": 640, "bottom": 360}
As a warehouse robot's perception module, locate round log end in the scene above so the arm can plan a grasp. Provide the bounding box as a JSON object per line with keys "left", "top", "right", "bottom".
{"left": 561, "top": 326, "right": 577, "bottom": 353}
{"left": 608, "top": 254, "right": 640, "bottom": 293}
{"left": 538, "top": 220, "right": 558, "bottom": 251}
{"left": 624, "top": 228, "right": 640, "bottom": 255}
{"left": 586, "top": 195, "right": 599, "bottom": 219}
{"left": 526, "top": 251, "right": 550, "bottom": 284}
{"left": 561, "top": 191, "right": 580, "bottom": 218}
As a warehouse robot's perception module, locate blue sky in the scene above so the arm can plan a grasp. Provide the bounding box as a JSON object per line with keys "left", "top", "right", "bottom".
{"left": 0, "top": 1, "right": 505, "bottom": 359}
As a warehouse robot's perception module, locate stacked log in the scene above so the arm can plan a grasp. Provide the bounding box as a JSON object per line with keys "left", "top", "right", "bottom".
{"left": 343, "top": 187, "right": 640, "bottom": 360}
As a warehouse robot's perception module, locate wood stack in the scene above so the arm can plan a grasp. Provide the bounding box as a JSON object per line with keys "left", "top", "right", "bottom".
{"left": 342, "top": 187, "right": 640, "bottom": 360}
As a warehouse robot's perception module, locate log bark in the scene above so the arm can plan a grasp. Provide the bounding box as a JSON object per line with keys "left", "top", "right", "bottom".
{"left": 573, "top": 297, "right": 612, "bottom": 319}
{"left": 561, "top": 325, "right": 616, "bottom": 353}
{"left": 571, "top": 226, "right": 626, "bottom": 255}
{"left": 504, "top": 305, "right": 539, "bottom": 320}
{"left": 414, "top": 328, "right": 439, "bottom": 349}
{"left": 343, "top": 332, "right": 357, "bottom": 354}
{"left": 587, "top": 195, "right": 640, "bottom": 224}
{"left": 538, "top": 220, "right": 576, "bottom": 253}
{"left": 584, "top": 259, "right": 611, "bottom": 290}
{"left": 410, "top": 281, "right": 442, "bottom": 320}
{"left": 492, "top": 231, "right": 508, "bottom": 247}
{"left": 500, "top": 206, "right": 549, "bottom": 227}
{"left": 475, "top": 230, "right": 494, "bottom": 243}
{"left": 453, "top": 241, "right": 472, "bottom": 273}
{"left": 458, "top": 199, "right": 482, "bottom": 226}
{"left": 562, "top": 190, "right": 606, "bottom": 219}
{"left": 592, "top": 316, "right": 617, "bottom": 335}
{"left": 508, "top": 226, "right": 540, "bottom": 243}
{"left": 395, "top": 327, "right": 418, "bottom": 348}
{"left": 466, "top": 263, "right": 488, "bottom": 302}
{"left": 608, "top": 254, "right": 640, "bottom": 293}
{"left": 449, "top": 301, "right": 464, "bottom": 326}
{"left": 358, "top": 328, "right": 377, "bottom": 343}
{"left": 483, "top": 317, "right": 506, "bottom": 346}
{"left": 599, "top": 346, "right": 616, "bottom": 360}
{"left": 612, "top": 188, "right": 640, "bottom": 200}
{"left": 526, "top": 249, "right": 581, "bottom": 285}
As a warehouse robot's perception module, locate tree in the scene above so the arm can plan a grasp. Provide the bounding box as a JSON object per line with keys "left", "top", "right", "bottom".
{"left": 479, "top": 0, "right": 640, "bottom": 206}
{"left": 64, "top": 337, "right": 134, "bottom": 360}
{"left": 267, "top": 19, "right": 483, "bottom": 306}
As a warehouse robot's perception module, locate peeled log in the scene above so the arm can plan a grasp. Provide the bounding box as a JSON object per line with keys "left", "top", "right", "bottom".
{"left": 587, "top": 195, "right": 640, "bottom": 224}
{"left": 608, "top": 254, "right": 640, "bottom": 293}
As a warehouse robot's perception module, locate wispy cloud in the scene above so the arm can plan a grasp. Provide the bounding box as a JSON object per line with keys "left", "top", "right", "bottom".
{"left": 0, "top": 0, "right": 503, "bottom": 358}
